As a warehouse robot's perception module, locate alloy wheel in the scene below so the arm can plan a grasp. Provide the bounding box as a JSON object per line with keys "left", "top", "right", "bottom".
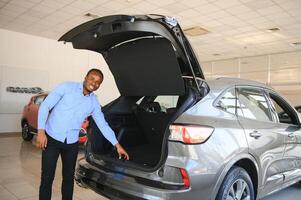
{"left": 22, "top": 123, "right": 29, "bottom": 139}
{"left": 226, "top": 179, "right": 250, "bottom": 200}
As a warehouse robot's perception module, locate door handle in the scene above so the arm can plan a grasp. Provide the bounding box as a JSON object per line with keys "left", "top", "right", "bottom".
{"left": 249, "top": 131, "right": 262, "bottom": 139}
{"left": 288, "top": 133, "right": 296, "bottom": 138}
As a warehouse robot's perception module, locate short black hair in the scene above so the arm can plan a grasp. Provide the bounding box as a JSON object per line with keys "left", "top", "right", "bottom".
{"left": 86, "top": 68, "right": 103, "bottom": 79}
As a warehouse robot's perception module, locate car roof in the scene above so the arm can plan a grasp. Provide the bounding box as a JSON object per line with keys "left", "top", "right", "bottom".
{"left": 206, "top": 77, "right": 273, "bottom": 93}
{"left": 32, "top": 92, "right": 48, "bottom": 98}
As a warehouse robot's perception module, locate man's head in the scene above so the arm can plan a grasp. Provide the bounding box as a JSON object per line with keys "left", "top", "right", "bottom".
{"left": 83, "top": 68, "right": 104, "bottom": 95}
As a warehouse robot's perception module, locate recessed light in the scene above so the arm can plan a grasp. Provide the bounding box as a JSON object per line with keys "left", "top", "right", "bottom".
{"left": 266, "top": 27, "right": 280, "bottom": 32}
{"left": 183, "top": 26, "right": 209, "bottom": 36}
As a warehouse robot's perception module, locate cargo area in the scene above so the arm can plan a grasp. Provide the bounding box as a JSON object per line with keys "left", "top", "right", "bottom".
{"left": 86, "top": 78, "right": 208, "bottom": 169}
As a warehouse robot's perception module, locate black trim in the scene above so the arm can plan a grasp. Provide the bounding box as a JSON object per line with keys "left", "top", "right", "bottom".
{"left": 267, "top": 91, "right": 300, "bottom": 125}
{"left": 76, "top": 161, "right": 185, "bottom": 192}
{"left": 80, "top": 177, "right": 145, "bottom": 200}
{"left": 107, "top": 37, "right": 185, "bottom": 96}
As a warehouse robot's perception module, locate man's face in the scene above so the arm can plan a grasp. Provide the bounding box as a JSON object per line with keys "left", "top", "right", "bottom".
{"left": 83, "top": 71, "right": 103, "bottom": 93}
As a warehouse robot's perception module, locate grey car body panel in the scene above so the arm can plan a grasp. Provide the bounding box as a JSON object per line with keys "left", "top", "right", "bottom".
{"left": 75, "top": 78, "right": 301, "bottom": 200}
{"left": 173, "top": 88, "right": 250, "bottom": 200}
{"left": 265, "top": 89, "right": 301, "bottom": 195}
{"left": 237, "top": 116, "right": 286, "bottom": 197}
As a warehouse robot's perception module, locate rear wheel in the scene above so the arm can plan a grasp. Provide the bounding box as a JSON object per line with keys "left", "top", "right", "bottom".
{"left": 22, "top": 122, "right": 34, "bottom": 141}
{"left": 216, "top": 166, "right": 254, "bottom": 200}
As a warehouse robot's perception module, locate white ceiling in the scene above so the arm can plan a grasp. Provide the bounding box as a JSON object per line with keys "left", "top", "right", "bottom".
{"left": 1, "top": 0, "right": 301, "bottom": 62}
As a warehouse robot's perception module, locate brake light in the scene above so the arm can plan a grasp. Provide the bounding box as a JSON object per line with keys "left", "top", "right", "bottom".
{"left": 169, "top": 124, "right": 213, "bottom": 144}
{"left": 180, "top": 168, "right": 190, "bottom": 188}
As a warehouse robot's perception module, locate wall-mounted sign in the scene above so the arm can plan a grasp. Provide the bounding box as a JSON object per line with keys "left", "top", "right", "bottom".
{"left": 0, "top": 66, "right": 49, "bottom": 114}
{"left": 6, "top": 86, "right": 43, "bottom": 94}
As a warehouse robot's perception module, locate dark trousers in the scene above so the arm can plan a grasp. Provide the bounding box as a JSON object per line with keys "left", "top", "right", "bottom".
{"left": 39, "top": 135, "right": 78, "bottom": 200}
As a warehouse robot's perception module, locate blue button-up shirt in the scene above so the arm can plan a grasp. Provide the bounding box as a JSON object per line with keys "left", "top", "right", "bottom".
{"left": 38, "top": 82, "right": 118, "bottom": 145}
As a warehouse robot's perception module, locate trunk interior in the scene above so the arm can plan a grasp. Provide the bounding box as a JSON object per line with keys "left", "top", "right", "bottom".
{"left": 86, "top": 78, "right": 208, "bottom": 169}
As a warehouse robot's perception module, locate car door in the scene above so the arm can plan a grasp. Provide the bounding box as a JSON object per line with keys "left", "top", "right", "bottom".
{"left": 236, "top": 86, "right": 286, "bottom": 197}
{"left": 27, "top": 95, "right": 46, "bottom": 129}
{"left": 266, "top": 90, "right": 301, "bottom": 188}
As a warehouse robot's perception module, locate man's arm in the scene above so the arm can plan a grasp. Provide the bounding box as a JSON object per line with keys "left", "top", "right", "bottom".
{"left": 91, "top": 97, "right": 129, "bottom": 160}
{"left": 36, "top": 83, "right": 66, "bottom": 149}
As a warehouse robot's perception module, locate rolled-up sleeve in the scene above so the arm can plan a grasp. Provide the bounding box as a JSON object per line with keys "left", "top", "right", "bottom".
{"left": 38, "top": 83, "right": 66, "bottom": 130}
{"left": 91, "top": 97, "right": 118, "bottom": 146}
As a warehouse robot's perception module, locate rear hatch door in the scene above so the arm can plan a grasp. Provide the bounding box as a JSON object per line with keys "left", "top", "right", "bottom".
{"left": 59, "top": 15, "right": 204, "bottom": 96}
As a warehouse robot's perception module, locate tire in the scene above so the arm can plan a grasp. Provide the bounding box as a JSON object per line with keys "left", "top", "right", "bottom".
{"left": 22, "top": 122, "right": 34, "bottom": 141}
{"left": 216, "top": 166, "right": 254, "bottom": 200}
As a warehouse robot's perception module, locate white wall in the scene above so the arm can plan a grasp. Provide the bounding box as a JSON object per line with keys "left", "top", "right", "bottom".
{"left": 203, "top": 51, "right": 301, "bottom": 106}
{"left": 0, "top": 29, "right": 119, "bottom": 133}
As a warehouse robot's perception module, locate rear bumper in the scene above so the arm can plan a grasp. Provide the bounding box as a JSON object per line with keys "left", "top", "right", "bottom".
{"left": 75, "top": 159, "right": 194, "bottom": 200}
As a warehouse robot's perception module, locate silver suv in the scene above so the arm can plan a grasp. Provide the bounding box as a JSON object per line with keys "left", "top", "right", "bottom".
{"left": 60, "top": 15, "right": 301, "bottom": 200}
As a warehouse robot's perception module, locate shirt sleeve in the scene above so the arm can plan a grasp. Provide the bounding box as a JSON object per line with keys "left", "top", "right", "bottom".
{"left": 38, "top": 82, "right": 66, "bottom": 130}
{"left": 91, "top": 97, "right": 118, "bottom": 146}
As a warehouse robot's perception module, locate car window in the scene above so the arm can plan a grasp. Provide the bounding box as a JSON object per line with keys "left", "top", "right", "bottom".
{"left": 34, "top": 95, "right": 46, "bottom": 106}
{"left": 216, "top": 88, "right": 237, "bottom": 115}
{"left": 237, "top": 88, "right": 273, "bottom": 122}
{"left": 137, "top": 95, "right": 179, "bottom": 113}
{"left": 268, "top": 93, "right": 298, "bottom": 125}
{"left": 154, "top": 96, "right": 179, "bottom": 110}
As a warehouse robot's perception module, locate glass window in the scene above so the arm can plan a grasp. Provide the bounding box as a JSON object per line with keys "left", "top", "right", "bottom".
{"left": 216, "top": 88, "right": 237, "bottom": 114}
{"left": 154, "top": 96, "right": 179, "bottom": 112}
{"left": 269, "top": 93, "right": 297, "bottom": 125}
{"left": 237, "top": 88, "right": 272, "bottom": 122}
{"left": 137, "top": 95, "right": 179, "bottom": 113}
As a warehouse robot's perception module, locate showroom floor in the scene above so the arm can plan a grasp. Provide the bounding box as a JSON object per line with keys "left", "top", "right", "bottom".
{"left": 0, "top": 133, "right": 108, "bottom": 200}
{"left": 0, "top": 133, "right": 300, "bottom": 200}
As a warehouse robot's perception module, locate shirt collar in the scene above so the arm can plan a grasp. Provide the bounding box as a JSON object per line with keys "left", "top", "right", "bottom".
{"left": 79, "top": 82, "right": 94, "bottom": 97}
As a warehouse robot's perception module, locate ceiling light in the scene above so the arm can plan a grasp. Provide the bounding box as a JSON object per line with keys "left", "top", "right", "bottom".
{"left": 266, "top": 27, "right": 280, "bottom": 33}
{"left": 183, "top": 26, "right": 209, "bottom": 36}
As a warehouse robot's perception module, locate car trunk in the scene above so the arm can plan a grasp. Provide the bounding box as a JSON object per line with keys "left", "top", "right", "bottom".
{"left": 59, "top": 15, "right": 206, "bottom": 170}
{"left": 86, "top": 79, "right": 206, "bottom": 169}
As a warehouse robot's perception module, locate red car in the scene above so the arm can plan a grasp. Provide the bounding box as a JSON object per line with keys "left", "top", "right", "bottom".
{"left": 21, "top": 93, "right": 88, "bottom": 144}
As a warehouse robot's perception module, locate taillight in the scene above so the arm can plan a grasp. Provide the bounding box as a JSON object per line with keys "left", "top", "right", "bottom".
{"left": 180, "top": 168, "right": 190, "bottom": 188}
{"left": 169, "top": 124, "right": 214, "bottom": 144}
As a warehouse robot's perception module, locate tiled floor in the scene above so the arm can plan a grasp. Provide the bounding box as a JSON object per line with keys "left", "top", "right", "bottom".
{"left": 0, "top": 133, "right": 108, "bottom": 200}
{"left": 0, "top": 133, "right": 300, "bottom": 200}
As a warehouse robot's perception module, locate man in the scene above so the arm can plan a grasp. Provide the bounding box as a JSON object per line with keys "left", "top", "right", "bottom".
{"left": 37, "top": 68, "right": 129, "bottom": 200}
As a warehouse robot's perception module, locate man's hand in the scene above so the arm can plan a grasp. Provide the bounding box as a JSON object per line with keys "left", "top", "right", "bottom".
{"left": 115, "top": 143, "right": 129, "bottom": 160}
{"left": 36, "top": 129, "right": 47, "bottom": 150}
